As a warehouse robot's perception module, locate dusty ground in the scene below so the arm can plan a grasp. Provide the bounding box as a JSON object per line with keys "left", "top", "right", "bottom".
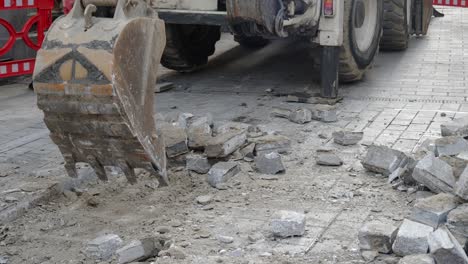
{"left": 0, "top": 6, "right": 467, "bottom": 264}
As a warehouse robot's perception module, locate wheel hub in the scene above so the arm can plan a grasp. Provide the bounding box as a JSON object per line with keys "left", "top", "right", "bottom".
{"left": 352, "top": 0, "right": 378, "bottom": 53}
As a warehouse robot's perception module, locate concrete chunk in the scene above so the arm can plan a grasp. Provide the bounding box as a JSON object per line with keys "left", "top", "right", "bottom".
{"left": 358, "top": 221, "right": 398, "bottom": 253}
{"left": 392, "top": 219, "right": 434, "bottom": 256}
{"left": 455, "top": 166, "right": 468, "bottom": 200}
{"left": 288, "top": 108, "right": 312, "bottom": 124}
{"left": 361, "top": 145, "right": 408, "bottom": 176}
{"left": 250, "top": 135, "right": 291, "bottom": 156}
{"left": 435, "top": 136, "right": 468, "bottom": 157}
{"left": 84, "top": 234, "right": 123, "bottom": 260}
{"left": 428, "top": 227, "right": 468, "bottom": 264}
{"left": 158, "top": 123, "right": 189, "bottom": 157}
{"left": 409, "top": 193, "right": 460, "bottom": 228}
{"left": 207, "top": 162, "right": 240, "bottom": 188}
{"left": 186, "top": 153, "right": 211, "bottom": 174}
{"left": 398, "top": 255, "right": 435, "bottom": 264}
{"left": 311, "top": 105, "right": 338, "bottom": 123}
{"left": 187, "top": 115, "right": 213, "bottom": 149}
{"left": 316, "top": 152, "right": 343, "bottom": 166}
{"left": 271, "top": 107, "right": 292, "bottom": 119}
{"left": 412, "top": 154, "right": 456, "bottom": 194}
{"left": 270, "top": 210, "right": 306, "bottom": 238}
{"left": 205, "top": 130, "right": 247, "bottom": 158}
{"left": 441, "top": 117, "right": 468, "bottom": 137}
{"left": 254, "top": 152, "right": 285, "bottom": 175}
{"left": 116, "top": 238, "right": 159, "bottom": 264}
{"left": 333, "top": 130, "right": 364, "bottom": 146}
{"left": 447, "top": 204, "right": 468, "bottom": 238}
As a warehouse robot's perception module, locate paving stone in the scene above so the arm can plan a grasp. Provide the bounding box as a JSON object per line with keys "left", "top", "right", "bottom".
{"left": 214, "top": 122, "right": 251, "bottom": 134}
{"left": 358, "top": 220, "right": 398, "bottom": 253}
{"left": 312, "top": 105, "right": 338, "bottom": 123}
{"left": 333, "top": 130, "right": 364, "bottom": 146}
{"left": 187, "top": 115, "right": 213, "bottom": 149}
{"left": 361, "top": 145, "right": 409, "bottom": 176}
{"left": 116, "top": 238, "right": 159, "bottom": 264}
{"left": 207, "top": 162, "right": 240, "bottom": 188}
{"left": 270, "top": 210, "right": 306, "bottom": 238}
{"left": 398, "top": 254, "right": 435, "bottom": 264}
{"left": 239, "top": 143, "right": 255, "bottom": 160}
{"left": 392, "top": 219, "right": 434, "bottom": 256}
{"left": 186, "top": 153, "right": 211, "bottom": 174}
{"left": 455, "top": 166, "right": 468, "bottom": 200}
{"left": 428, "top": 226, "right": 468, "bottom": 264}
{"left": 271, "top": 107, "right": 292, "bottom": 119}
{"left": 409, "top": 193, "right": 460, "bottom": 228}
{"left": 316, "top": 152, "right": 343, "bottom": 166}
{"left": 254, "top": 152, "right": 285, "bottom": 174}
{"left": 205, "top": 129, "right": 247, "bottom": 158}
{"left": 158, "top": 123, "right": 189, "bottom": 158}
{"left": 434, "top": 136, "right": 468, "bottom": 157}
{"left": 250, "top": 135, "right": 291, "bottom": 156}
{"left": 288, "top": 108, "right": 312, "bottom": 124}
{"left": 84, "top": 234, "right": 123, "bottom": 260}
{"left": 447, "top": 204, "right": 468, "bottom": 238}
{"left": 412, "top": 154, "right": 456, "bottom": 194}
{"left": 441, "top": 117, "right": 468, "bottom": 137}
{"left": 440, "top": 156, "right": 468, "bottom": 179}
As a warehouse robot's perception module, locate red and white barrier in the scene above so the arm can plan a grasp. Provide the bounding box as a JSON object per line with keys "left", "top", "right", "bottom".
{"left": 433, "top": 0, "right": 468, "bottom": 8}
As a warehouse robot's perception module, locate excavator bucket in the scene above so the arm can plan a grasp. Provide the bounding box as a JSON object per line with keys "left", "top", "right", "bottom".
{"left": 33, "top": 0, "right": 168, "bottom": 185}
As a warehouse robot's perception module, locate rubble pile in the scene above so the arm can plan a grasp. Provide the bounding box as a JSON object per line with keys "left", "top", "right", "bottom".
{"left": 358, "top": 119, "right": 468, "bottom": 263}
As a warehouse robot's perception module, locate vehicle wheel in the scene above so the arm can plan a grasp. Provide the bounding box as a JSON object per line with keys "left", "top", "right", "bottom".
{"left": 339, "top": 0, "right": 384, "bottom": 82}
{"left": 161, "top": 24, "right": 221, "bottom": 72}
{"left": 234, "top": 35, "right": 270, "bottom": 49}
{"left": 380, "top": 0, "right": 410, "bottom": 51}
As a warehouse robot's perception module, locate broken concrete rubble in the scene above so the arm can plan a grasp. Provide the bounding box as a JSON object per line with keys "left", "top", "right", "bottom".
{"left": 186, "top": 153, "right": 211, "bottom": 174}
{"left": 440, "top": 155, "right": 468, "bottom": 179}
{"left": 316, "top": 152, "right": 343, "bottom": 166}
{"left": 447, "top": 204, "right": 468, "bottom": 238}
{"left": 158, "top": 123, "right": 189, "bottom": 157}
{"left": 311, "top": 105, "right": 338, "bottom": 123}
{"left": 333, "top": 130, "right": 364, "bottom": 146}
{"left": 195, "top": 195, "right": 213, "bottom": 205}
{"left": 409, "top": 193, "right": 460, "bottom": 228}
{"left": 270, "top": 210, "right": 306, "bottom": 238}
{"left": 271, "top": 107, "right": 292, "bottom": 119}
{"left": 412, "top": 154, "right": 456, "bottom": 194}
{"left": 116, "top": 238, "right": 159, "bottom": 264}
{"left": 358, "top": 221, "right": 398, "bottom": 254}
{"left": 441, "top": 117, "right": 468, "bottom": 137}
{"left": 84, "top": 234, "right": 123, "bottom": 260}
{"left": 250, "top": 135, "right": 291, "bottom": 156}
{"left": 361, "top": 145, "right": 408, "bottom": 176}
{"left": 455, "top": 166, "right": 468, "bottom": 200}
{"left": 392, "top": 219, "right": 434, "bottom": 256}
{"left": 428, "top": 227, "right": 468, "bottom": 264}
{"left": 434, "top": 136, "right": 468, "bottom": 157}
{"left": 158, "top": 245, "right": 186, "bottom": 259}
{"left": 398, "top": 254, "right": 435, "bottom": 264}
{"left": 254, "top": 152, "right": 285, "bottom": 175}
{"left": 288, "top": 108, "right": 312, "bottom": 124}
{"left": 205, "top": 129, "right": 247, "bottom": 158}
{"left": 207, "top": 162, "right": 240, "bottom": 188}
{"left": 187, "top": 115, "right": 213, "bottom": 149}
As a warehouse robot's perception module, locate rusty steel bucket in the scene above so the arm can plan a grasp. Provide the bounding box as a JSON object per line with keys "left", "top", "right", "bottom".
{"left": 33, "top": 0, "right": 168, "bottom": 185}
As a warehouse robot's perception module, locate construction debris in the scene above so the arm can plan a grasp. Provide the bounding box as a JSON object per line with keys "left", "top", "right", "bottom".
{"left": 441, "top": 117, "right": 468, "bottom": 137}
{"left": 434, "top": 136, "right": 468, "bottom": 157}
{"left": 361, "top": 145, "right": 408, "bottom": 176}
{"left": 428, "top": 227, "right": 468, "bottom": 264}
{"left": 254, "top": 152, "right": 285, "bottom": 175}
{"left": 187, "top": 115, "right": 213, "bottom": 149}
{"left": 84, "top": 234, "right": 123, "bottom": 260}
{"left": 455, "top": 166, "right": 468, "bottom": 200}
{"left": 159, "top": 123, "right": 189, "bottom": 158}
{"left": 447, "top": 204, "right": 468, "bottom": 238}
{"left": 205, "top": 129, "right": 247, "bottom": 158}
{"left": 289, "top": 108, "right": 312, "bottom": 124}
{"left": 398, "top": 254, "right": 435, "bottom": 264}
{"left": 333, "top": 130, "right": 364, "bottom": 146}
{"left": 409, "top": 193, "right": 460, "bottom": 228}
{"left": 412, "top": 154, "right": 456, "bottom": 194}
{"left": 270, "top": 210, "right": 306, "bottom": 238}
{"left": 251, "top": 135, "right": 291, "bottom": 156}
{"left": 116, "top": 238, "right": 159, "bottom": 264}
{"left": 154, "top": 82, "right": 174, "bottom": 93}
{"left": 195, "top": 195, "right": 213, "bottom": 205}
{"left": 392, "top": 219, "right": 434, "bottom": 256}
{"left": 186, "top": 153, "right": 211, "bottom": 174}
{"left": 207, "top": 162, "right": 240, "bottom": 188}
{"left": 358, "top": 221, "right": 398, "bottom": 254}
{"left": 311, "top": 105, "right": 338, "bottom": 123}
{"left": 158, "top": 245, "right": 187, "bottom": 259}
{"left": 316, "top": 152, "right": 343, "bottom": 166}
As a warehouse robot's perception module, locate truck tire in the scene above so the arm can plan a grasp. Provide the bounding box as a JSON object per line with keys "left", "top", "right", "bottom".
{"left": 234, "top": 35, "right": 270, "bottom": 49}
{"left": 380, "top": 0, "right": 409, "bottom": 51}
{"left": 161, "top": 24, "right": 221, "bottom": 72}
{"left": 339, "top": 0, "right": 383, "bottom": 82}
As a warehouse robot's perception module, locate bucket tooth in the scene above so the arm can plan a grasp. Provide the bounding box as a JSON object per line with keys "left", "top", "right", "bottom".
{"left": 33, "top": 0, "right": 167, "bottom": 185}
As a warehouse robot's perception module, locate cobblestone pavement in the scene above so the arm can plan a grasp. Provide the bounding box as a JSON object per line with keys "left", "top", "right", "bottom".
{"left": 0, "top": 6, "right": 467, "bottom": 263}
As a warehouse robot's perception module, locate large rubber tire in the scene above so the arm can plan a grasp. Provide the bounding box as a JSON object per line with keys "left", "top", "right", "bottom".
{"left": 339, "top": 0, "right": 384, "bottom": 82}
{"left": 161, "top": 24, "right": 221, "bottom": 72}
{"left": 234, "top": 35, "right": 270, "bottom": 49}
{"left": 380, "top": 0, "right": 409, "bottom": 51}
